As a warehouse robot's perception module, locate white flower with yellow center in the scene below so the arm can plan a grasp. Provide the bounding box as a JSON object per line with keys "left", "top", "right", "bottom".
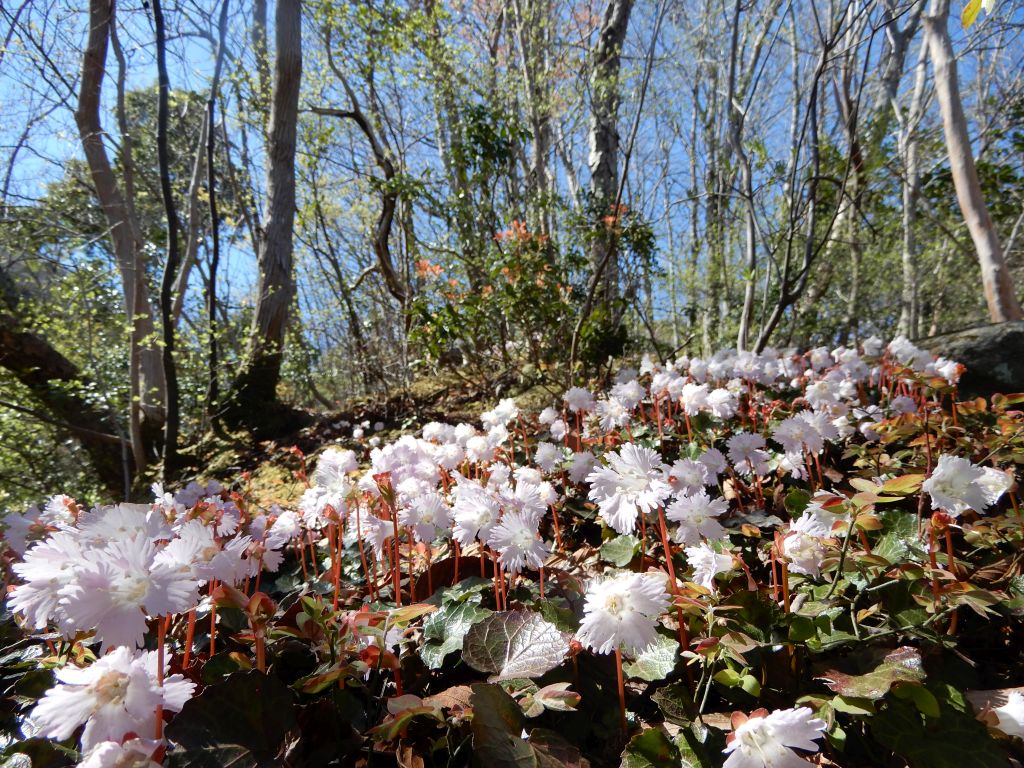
{"left": 576, "top": 572, "right": 670, "bottom": 656}
{"left": 723, "top": 706, "right": 826, "bottom": 768}
{"left": 30, "top": 647, "right": 194, "bottom": 751}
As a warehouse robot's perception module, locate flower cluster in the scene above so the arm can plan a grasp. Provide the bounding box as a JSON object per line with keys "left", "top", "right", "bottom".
{"left": 3, "top": 334, "right": 1020, "bottom": 767}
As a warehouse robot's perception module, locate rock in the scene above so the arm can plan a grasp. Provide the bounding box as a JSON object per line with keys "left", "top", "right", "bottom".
{"left": 922, "top": 321, "right": 1024, "bottom": 400}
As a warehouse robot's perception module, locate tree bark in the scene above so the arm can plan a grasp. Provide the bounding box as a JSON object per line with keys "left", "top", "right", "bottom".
{"left": 728, "top": 0, "right": 757, "bottom": 351}
{"left": 152, "top": 0, "right": 182, "bottom": 477}
{"left": 924, "top": 0, "right": 1022, "bottom": 322}
{"left": 75, "top": 0, "right": 165, "bottom": 473}
{"left": 586, "top": 0, "right": 634, "bottom": 313}
{"left": 225, "top": 0, "right": 302, "bottom": 424}
{"left": 897, "top": 46, "right": 928, "bottom": 338}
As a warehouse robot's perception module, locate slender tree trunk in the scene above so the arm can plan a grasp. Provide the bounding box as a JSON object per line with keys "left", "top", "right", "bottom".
{"left": 924, "top": 0, "right": 1022, "bottom": 322}
{"left": 207, "top": 0, "right": 230, "bottom": 410}
{"left": 225, "top": 0, "right": 302, "bottom": 424}
{"left": 898, "top": 47, "right": 928, "bottom": 338}
{"left": 75, "top": 0, "right": 164, "bottom": 473}
{"left": 586, "top": 0, "right": 634, "bottom": 313}
{"left": 728, "top": 0, "right": 757, "bottom": 351}
{"left": 152, "top": 0, "right": 182, "bottom": 477}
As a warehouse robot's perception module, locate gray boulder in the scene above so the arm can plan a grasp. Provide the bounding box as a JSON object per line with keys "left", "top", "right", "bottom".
{"left": 922, "top": 321, "right": 1024, "bottom": 400}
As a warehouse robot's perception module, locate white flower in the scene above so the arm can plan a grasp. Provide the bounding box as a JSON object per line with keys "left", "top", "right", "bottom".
{"left": 667, "top": 492, "right": 729, "bottom": 545}
{"left": 74, "top": 504, "right": 172, "bottom": 548}
{"left": 577, "top": 572, "right": 670, "bottom": 656}
{"left": 43, "top": 494, "right": 79, "bottom": 527}
{"left": 79, "top": 739, "right": 163, "bottom": 768}
{"left": 549, "top": 418, "right": 568, "bottom": 441}
{"left": 59, "top": 535, "right": 198, "bottom": 650}
{"left": 680, "top": 383, "right": 709, "bottom": 415}
{"left": 684, "top": 543, "right": 733, "bottom": 592}
{"left": 465, "top": 435, "right": 495, "bottom": 463}
{"left": 804, "top": 379, "right": 839, "bottom": 410}
{"left": 154, "top": 520, "right": 252, "bottom": 586}
{"left": 993, "top": 691, "right": 1024, "bottom": 738}
{"left": 8, "top": 531, "right": 84, "bottom": 631}
{"left": 667, "top": 459, "right": 710, "bottom": 495}
{"left": 595, "top": 397, "right": 631, "bottom": 432}
{"left": 772, "top": 415, "right": 823, "bottom": 456}
{"left": 399, "top": 492, "right": 452, "bottom": 543}
{"left": 564, "top": 387, "right": 596, "bottom": 413}
{"left": 451, "top": 478, "right": 500, "bottom": 547}
{"left": 611, "top": 379, "right": 646, "bottom": 410}
{"left": 487, "top": 512, "right": 549, "bottom": 574}
{"left": 727, "top": 433, "right": 770, "bottom": 477}
{"left": 357, "top": 512, "right": 393, "bottom": 558}
{"left": 922, "top": 455, "right": 990, "bottom": 515}
{"left": 862, "top": 336, "right": 883, "bottom": 356}
{"left": 707, "top": 388, "right": 738, "bottom": 420}
{"left": 30, "top": 647, "right": 194, "bottom": 751}
{"left": 700, "top": 447, "right": 728, "bottom": 479}
{"left": 888, "top": 335, "right": 931, "bottom": 370}
{"left": 314, "top": 448, "right": 358, "bottom": 491}
{"left": 782, "top": 515, "right": 828, "bottom": 579}
{"left": 723, "top": 706, "right": 826, "bottom": 768}
{"left": 978, "top": 467, "right": 1013, "bottom": 508}
{"left": 587, "top": 444, "right": 671, "bottom": 535}
{"left": 534, "top": 442, "right": 563, "bottom": 474}
{"left": 568, "top": 452, "right": 598, "bottom": 484}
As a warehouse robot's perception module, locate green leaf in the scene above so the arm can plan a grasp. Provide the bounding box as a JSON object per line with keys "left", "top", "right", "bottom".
{"left": 675, "top": 720, "right": 724, "bottom": 768}
{"left": 462, "top": 610, "right": 569, "bottom": 681}
{"left": 819, "top": 647, "right": 925, "bottom": 700}
{"left": 880, "top": 474, "right": 925, "bottom": 496}
{"left": 470, "top": 684, "right": 551, "bottom": 768}
{"left": 421, "top": 601, "right": 492, "bottom": 669}
{"left": 2, "top": 739, "right": 77, "bottom": 768}
{"left": 620, "top": 728, "right": 681, "bottom": 768}
{"left": 739, "top": 674, "right": 761, "bottom": 697}
{"left": 788, "top": 615, "right": 817, "bottom": 642}
{"left": 532, "top": 682, "right": 581, "bottom": 712}
{"left": 832, "top": 695, "right": 876, "bottom": 716}
{"left": 165, "top": 671, "right": 298, "bottom": 768}
{"left": 874, "top": 510, "right": 927, "bottom": 564}
{"left": 714, "top": 668, "right": 742, "bottom": 688}
{"left": 652, "top": 682, "right": 697, "bottom": 725}
{"left": 601, "top": 535, "right": 641, "bottom": 567}
{"left": 528, "top": 729, "right": 591, "bottom": 768}
{"left": 623, "top": 635, "right": 679, "bottom": 682}
{"left": 872, "top": 688, "right": 1007, "bottom": 768}
{"left": 785, "top": 488, "right": 811, "bottom": 518}
{"left": 892, "top": 682, "right": 941, "bottom": 718}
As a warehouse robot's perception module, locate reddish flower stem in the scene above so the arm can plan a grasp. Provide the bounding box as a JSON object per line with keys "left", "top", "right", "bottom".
{"left": 615, "top": 647, "right": 628, "bottom": 735}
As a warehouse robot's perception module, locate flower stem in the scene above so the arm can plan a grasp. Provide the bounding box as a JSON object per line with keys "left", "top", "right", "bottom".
{"left": 615, "top": 646, "right": 627, "bottom": 735}
{"left": 155, "top": 616, "right": 166, "bottom": 739}
{"left": 182, "top": 607, "right": 196, "bottom": 668}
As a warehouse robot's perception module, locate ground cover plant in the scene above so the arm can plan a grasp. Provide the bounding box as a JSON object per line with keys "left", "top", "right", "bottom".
{"left": 3, "top": 335, "right": 1024, "bottom": 767}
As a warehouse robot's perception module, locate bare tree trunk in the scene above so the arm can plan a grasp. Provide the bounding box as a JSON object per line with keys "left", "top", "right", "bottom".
{"left": 924, "top": 0, "right": 1022, "bottom": 322}
{"left": 511, "top": 0, "right": 553, "bottom": 235}
{"left": 171, "top": 114, "right": 210, "bottom": 324}
{"left": 586, "top": 0, "right": 634, "bottom": 313}
{"left": 152, "top": 0, "right": 182, "bottom": 477}
{"left": 897, "top": 46, "right": 928, "bottom": 338}
{"left": 728, "top": 0, "right": 757, "bottom": 351}
{"left": 75, "top": 0, "right": 164, "bottom": 473}
{"left": 225, "top": 0, "right": 302, "bottom": 424}
{"left": 207, "top": 0, "right": 230, "bottom": 410}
